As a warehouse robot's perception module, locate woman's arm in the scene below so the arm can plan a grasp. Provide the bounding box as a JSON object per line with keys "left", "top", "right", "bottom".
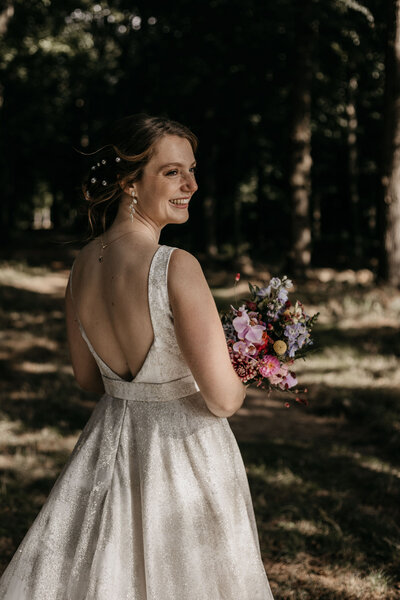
{"left": 168, "top": 249, "right": 246, "bottom": 418}
{"left": 65, "top": 278, "right": 105, "bottom": 395}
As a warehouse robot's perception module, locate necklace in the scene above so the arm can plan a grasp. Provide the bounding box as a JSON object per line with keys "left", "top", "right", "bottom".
{"left": 98, "top": 231, "right": 136, "bottom": 262}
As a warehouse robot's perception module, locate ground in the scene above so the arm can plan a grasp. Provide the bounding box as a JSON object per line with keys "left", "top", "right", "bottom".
{"left": 0, "top": 235, "right": 399, "bottom": 599}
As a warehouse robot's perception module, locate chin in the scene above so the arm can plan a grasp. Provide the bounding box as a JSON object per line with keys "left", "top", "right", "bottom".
{"left": 172, "top": 213, "right": 189, "bottom": 224}
{"left": 167, "top": 209, "right": 190, "bottom": 225}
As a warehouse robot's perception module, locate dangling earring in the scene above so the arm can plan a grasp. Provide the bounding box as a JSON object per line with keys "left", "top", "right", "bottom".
{"left": 129, "top": 189, "right": 138, "bottom": 222}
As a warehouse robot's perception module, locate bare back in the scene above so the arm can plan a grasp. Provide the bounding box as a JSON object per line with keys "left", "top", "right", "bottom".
{"left": 66, "top": 237, "right": 246, "bottom": 417}
{"left": 67, "top": 236, "right": 161, "bottom": 382}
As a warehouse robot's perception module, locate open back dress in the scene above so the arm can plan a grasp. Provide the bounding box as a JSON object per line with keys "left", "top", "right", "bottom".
{"left": 0, "top": 244, "right": 274, "bottom": 600}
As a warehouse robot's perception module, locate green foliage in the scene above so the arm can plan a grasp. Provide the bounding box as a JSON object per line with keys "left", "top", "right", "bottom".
{"left": 0, "top": 0, "right": 388, "bottom": 267}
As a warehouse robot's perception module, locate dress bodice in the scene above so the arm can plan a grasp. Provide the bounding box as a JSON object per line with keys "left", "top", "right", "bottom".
{"left": 69, "top": 245, "right": 200, "bottom": 402}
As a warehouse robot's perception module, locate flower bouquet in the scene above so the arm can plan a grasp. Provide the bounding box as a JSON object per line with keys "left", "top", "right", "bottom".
{"left": 220, "top": 274, "right": 319, "bottom": 407}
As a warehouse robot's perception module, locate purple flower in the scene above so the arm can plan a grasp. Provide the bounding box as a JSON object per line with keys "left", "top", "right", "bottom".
{"left": 284, "top": 323, "right": 310, "bottom": 357}
{"left": 232, "top": 305, "right": 266, "bottom": 345}
{"left": 256, "top": 286, "right": 270, "bottom": 299}
{"left": 276, "top": 288, "right": 288, "bottom": 305}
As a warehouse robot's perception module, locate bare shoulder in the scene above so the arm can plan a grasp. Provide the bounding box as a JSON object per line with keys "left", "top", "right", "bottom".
{"left": 168, "top": 248, "right": 203, "bottom": 279}
{"left": 169, "top": 247, "right": 201, "bottom": 267}
{"left": 168, "top": 248, "right": 206, "bottom": 294}
{"left": 168, "top": 248, "right": 213, "bottom": 313}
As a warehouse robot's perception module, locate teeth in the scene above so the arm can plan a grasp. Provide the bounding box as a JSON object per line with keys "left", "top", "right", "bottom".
{"left": 169, "top": 198, "right": 189, "bottom": 205}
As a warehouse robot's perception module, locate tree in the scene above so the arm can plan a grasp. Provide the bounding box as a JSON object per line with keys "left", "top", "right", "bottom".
{"left": 379, "top": 0, "right": 400, "bottom": 287}
{"left": 288, "top": 0, "right": 314, "bottom": 275}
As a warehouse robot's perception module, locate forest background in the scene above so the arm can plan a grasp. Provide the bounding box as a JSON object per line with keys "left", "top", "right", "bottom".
{"left": 1, "top": 1, "right": 400, "bottom": 599}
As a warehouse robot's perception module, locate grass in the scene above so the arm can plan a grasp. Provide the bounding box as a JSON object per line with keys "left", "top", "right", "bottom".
{"left": 1, "top": 253, "right": 400, "bottom": 599}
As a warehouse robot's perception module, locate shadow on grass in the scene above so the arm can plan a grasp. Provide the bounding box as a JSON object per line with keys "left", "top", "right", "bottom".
{"left": 227, "top": 383, "right": 400, "bottom": 596}
{"left": 0, "top": 282, "right": 96, "bottom": 435}
{"left": 0, "top": 450, "right": 73, "bottom": 570}
{"left": 314, "top": 325, "right": 400, "bottom": 358}
{"left": 1, "top": 257, "right": 400, "bottom": 597}
{"left": 243, "top": 438, "right": 400, "bottom": 569}
{"left": 0, "top": 369, "right": 94, "bottom": 434}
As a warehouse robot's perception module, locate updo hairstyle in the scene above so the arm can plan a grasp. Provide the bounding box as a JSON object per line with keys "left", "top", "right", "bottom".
{"left": 81, "top": 113, "right": 198, "bottom": 237}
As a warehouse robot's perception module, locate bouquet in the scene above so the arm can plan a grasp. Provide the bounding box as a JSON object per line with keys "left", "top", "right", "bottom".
{"left": 220, "top": 273, "right": 319, "bottom": 407}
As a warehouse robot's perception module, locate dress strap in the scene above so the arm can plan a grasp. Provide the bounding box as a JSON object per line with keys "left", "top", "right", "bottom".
{"left": 147, "top": 246, "right": 177, "bottom": 346}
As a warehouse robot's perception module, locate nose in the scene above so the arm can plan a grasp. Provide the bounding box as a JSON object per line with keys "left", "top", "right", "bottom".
{"left": 181, "top": 172, "right": 198, "bottom": 194}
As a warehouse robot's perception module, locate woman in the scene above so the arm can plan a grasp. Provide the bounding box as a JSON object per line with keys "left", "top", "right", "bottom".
{"left": 0, "top": 114, "right": 274, "bottom": 599}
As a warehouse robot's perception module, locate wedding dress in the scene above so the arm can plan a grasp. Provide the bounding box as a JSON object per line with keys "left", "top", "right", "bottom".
{"left": 0, "top": 245, "right": 274, "bottom": 599}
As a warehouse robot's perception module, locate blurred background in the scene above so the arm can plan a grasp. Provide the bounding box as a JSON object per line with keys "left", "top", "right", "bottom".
{"left": 1, "top": 1, "right": 400, "bottom": 598}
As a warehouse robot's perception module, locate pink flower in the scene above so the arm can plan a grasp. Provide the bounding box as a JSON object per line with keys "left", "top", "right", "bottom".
{"left": 232, "top": 305, "right": 266, "bottom": 345}
{"left": 282, "top": 372, "right": 298, "bottom": 389}
{"left": 233, "top": 340, "right": 258, "bottom": 358}
{"left": 268, "top": 363, "right": 289, "bottom": 385}
{"left": 258, "top": 355, "right": 281, "bottom": 377}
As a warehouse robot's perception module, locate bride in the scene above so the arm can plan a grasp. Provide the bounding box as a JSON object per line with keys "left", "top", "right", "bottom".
{"left": 0, "top": 113, "right": 274, "bottom": 599}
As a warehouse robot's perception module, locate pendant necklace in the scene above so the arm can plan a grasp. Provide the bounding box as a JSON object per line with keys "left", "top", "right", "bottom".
{"left": 98, "top": 231, "right": 135, "bottom": 262}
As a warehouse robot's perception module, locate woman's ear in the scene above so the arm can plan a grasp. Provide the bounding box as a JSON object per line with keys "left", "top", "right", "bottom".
{"left": 122, "top": 182, "right": 135, "bottom": 196}
{"left": 116, "top": 174, "right": 125, "bottom": 191}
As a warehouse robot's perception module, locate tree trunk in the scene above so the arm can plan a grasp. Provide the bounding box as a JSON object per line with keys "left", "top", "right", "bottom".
{"left": 0, "top": 1, "right": 14, "bottom": 110}
{"left": 0, "top": 2, "right": 15, "bottom": 240}
{"left": 346, "top": 74, "right": 362, "bottom": 261}
{"left": 378, "top": 0, "right": 400, "bottom": 286}
{"left": 288, "top": 1, "right": 314, "bottom": 275}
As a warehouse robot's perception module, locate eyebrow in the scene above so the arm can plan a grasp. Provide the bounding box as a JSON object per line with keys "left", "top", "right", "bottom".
{"left": 158, "top": 161, "right": 197, "bottom": 171}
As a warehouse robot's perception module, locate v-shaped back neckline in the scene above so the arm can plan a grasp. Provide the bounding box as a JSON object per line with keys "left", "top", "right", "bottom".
{"left": 69, "top": 244, "right": 165, "bottom": 383}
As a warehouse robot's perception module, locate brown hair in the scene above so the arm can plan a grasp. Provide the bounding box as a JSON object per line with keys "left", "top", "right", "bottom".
{"left": 81, "top": 113, "right": 198, "bottom": 237}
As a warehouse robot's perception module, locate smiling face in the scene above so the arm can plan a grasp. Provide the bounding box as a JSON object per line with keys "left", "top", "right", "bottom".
{"left": 132, "top": 134, "right": 198, "bottom": 226}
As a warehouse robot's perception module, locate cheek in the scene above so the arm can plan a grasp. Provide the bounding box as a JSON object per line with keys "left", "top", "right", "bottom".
{"left": 138, "top": 176, "right": 175, "bottom": 208}
{"left": 158, "top": 178, "right": 176, "bottom": 199}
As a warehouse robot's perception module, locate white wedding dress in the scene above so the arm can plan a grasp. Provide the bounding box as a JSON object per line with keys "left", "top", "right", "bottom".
{"left": 0, "top": 245, "right": 274, "bottom": 599}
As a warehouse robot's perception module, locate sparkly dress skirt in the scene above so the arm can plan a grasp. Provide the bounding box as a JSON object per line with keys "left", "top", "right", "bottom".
{"left": 0, "top": 245, "right": 274, "bottom": 599}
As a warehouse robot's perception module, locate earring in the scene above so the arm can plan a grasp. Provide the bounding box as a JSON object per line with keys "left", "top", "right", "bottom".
{"left": 129, "top": 190, "right": 138, "bottom": 222}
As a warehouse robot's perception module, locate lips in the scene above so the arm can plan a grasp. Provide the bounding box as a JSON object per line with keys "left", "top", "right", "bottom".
{"left": 169, "top": 197, "right": 190, "bottom": 207}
